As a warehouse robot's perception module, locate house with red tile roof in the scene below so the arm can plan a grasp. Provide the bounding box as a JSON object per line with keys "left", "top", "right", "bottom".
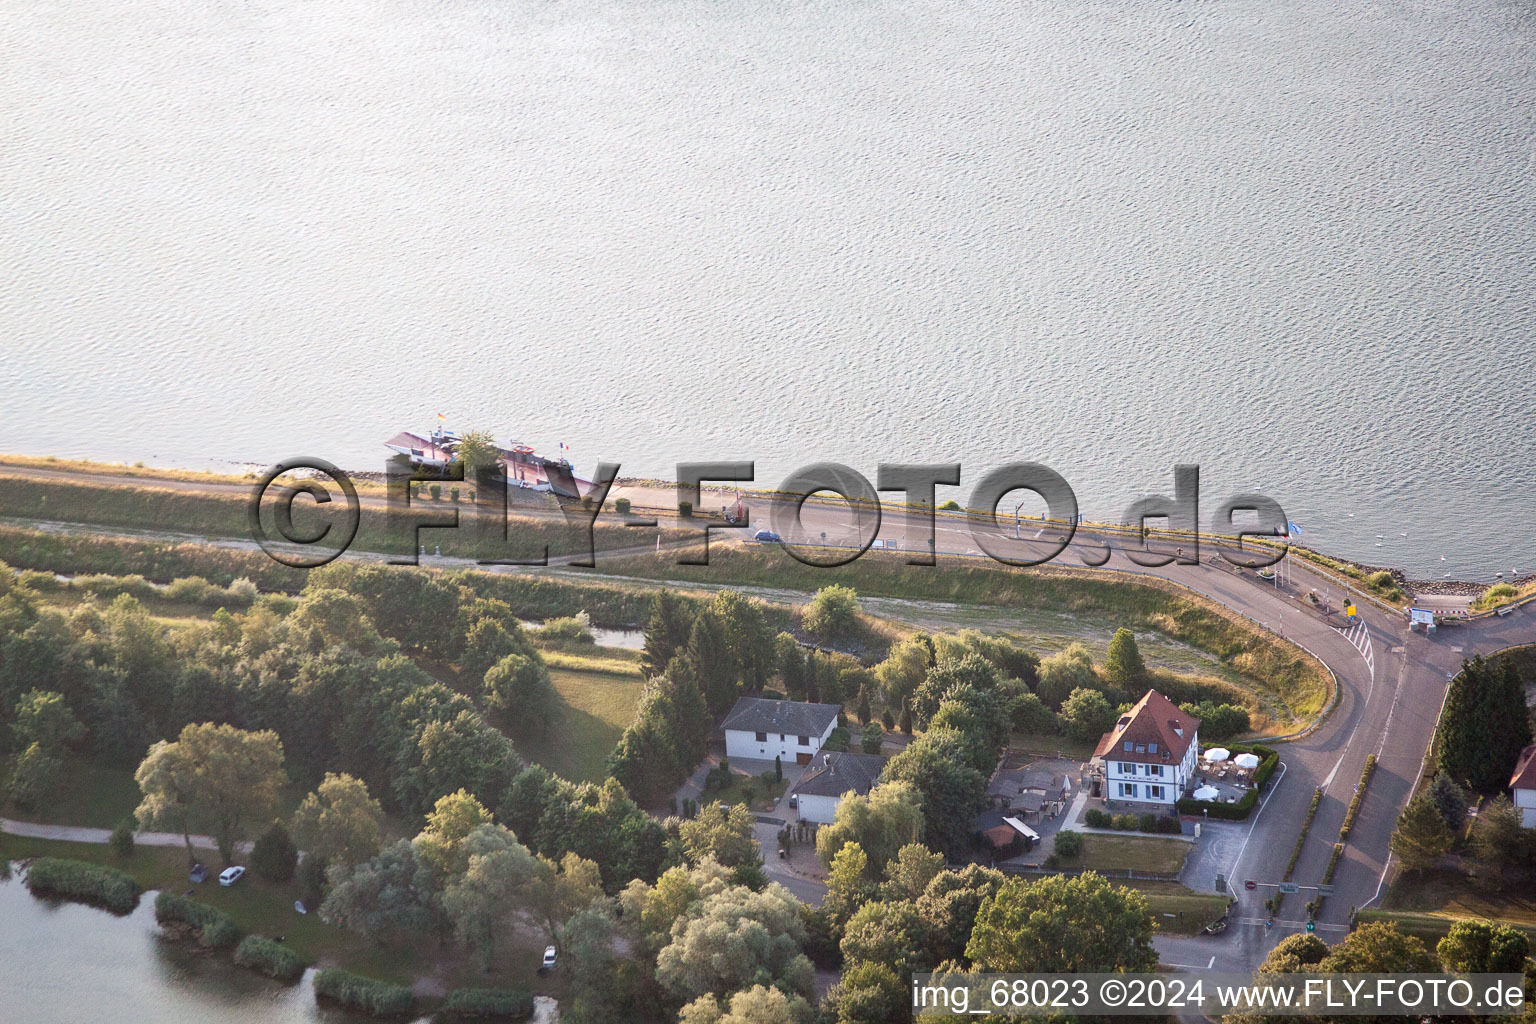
{"left": 1092, "top": 690, "right": 1200, "bottom": 812}
{"left": 1509, "top": 743, "right": 1536, "bottom": 828}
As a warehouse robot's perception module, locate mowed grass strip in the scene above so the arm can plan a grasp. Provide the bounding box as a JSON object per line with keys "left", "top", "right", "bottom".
{"left": 1124, "top": 880, "right": 1230, "bottom": 935}
{"left": 1057, "top": 834, "right": 1192, "bottom": 877}
{"left": 518, "top": 668, "right": 647, "bottom": 784}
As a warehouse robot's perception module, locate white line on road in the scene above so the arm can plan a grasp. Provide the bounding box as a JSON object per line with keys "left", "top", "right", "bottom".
{"left": 1226, "top": 760, "right": 1287, "bottom": 892}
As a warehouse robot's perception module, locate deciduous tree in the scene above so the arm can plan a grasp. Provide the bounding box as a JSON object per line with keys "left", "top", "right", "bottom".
{"left": 815, "top": 781, "right": 924, "bottom": 877}
{"left": 965, "top": 873, "right": 1157, "bottom": 973}
{"left": 291, "top": 772, "right": 384, "bottom": 869}
{"left": 134, "top": 722, "right": 286, "bottom": 865}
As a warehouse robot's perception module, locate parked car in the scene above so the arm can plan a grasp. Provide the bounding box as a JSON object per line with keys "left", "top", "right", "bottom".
{"left": 218, "top": 866, "right": 246, "bottom": 886}
{"left": 542, "top": 945, "right": 558, "bottom": 970}
{"left": 753, "top": 530, "right": 781, "bottom": 543}
{"left": 188, "top": 863, "right": 208, "bottom": 884}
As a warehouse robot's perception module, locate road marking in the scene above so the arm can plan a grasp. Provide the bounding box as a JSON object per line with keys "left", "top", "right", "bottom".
{"left": 1225, "top": 760, "right": 1287, "bottom": 894}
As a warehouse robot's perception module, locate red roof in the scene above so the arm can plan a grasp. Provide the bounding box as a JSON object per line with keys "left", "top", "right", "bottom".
{"left": 1093, "top": 690, "right": 1200, "bottom": 765}
{"left": 1510, "top": 744, "right": 1536, "bottom": 791}
{"left": 982, "top": 825, "right": 1018, "bottom": 848}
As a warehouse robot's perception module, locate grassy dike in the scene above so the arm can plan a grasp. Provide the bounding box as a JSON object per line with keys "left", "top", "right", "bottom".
{"left": 0, "top": 472, "right": 683, "bottom": 564}
{"left": 598, "top": 543, "right": 1333, "bottom": 726}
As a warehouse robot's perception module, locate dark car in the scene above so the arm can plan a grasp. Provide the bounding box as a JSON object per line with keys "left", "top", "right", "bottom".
{"left": 753, "top": 530, "right": 781, "bottom": 543}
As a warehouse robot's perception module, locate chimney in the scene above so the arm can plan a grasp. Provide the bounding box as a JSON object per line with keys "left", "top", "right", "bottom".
{"left": 823, "top": 753, "right": 832, "bottom": 771}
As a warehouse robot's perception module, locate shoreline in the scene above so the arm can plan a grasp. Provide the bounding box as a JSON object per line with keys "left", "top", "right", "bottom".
{"left": 0, "top": 451, "right": 1528, "bottom": 597}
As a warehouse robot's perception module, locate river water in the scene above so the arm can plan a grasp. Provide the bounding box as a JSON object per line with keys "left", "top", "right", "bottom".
{"left": 0, "top": 872, "right": 375, "bottom": 1024}
{"left": 4, "top": 0, "right": 1534, "bottom": 580}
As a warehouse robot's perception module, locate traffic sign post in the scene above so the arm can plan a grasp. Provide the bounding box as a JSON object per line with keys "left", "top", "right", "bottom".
{"left": 1279, "top": 883, "right": 1300, "bottom": 894}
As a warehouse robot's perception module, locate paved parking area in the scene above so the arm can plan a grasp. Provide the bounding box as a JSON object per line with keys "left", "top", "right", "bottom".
{"left": 1179, "top": 818, "right": 1250, "bottom": 895}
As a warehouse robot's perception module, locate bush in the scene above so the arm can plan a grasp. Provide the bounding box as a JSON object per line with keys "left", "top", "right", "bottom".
{"left": 881, "top": 709, "right": 895, "bottom": 731}
{"left": 25, "top": 857, "right": 140, "bottom": 915}
{"left": 435, "top": 987, "right": 533, "bottom": 1020}
{"left": 1053, "top": 829, "right": 1083, "bottom": 859}
{"left": 313, "top": 968, "right": 416, "bottom": 1017}
{"left": 154, "top": 892, "right": 241, "bottom": 948}
{"left": 804, "top": 585, "right": 860, "bottom": 641}
{"left": 1112, "top": 814, "right": 1138, "bottom": 831}
{"left": 939, "top": 500, "right": 960, "bottom": 511}
{"left": 1138, "top": 812, "right": 1158, "bottom": 833}
{"left": 823, "top": 726, "right": 851, "bottom": 753}
{"left": 860, "top": 721, "right": 884, "bottom": 753}
{"left": 615, "top": 497, "right": 632, "bottom": 515}
{"left": 296, "top": 851, "right": 329, "bottom": 909}
{"left": 538, "top": 612, "right": 594, "bottom": 646}
{"left": 678, "top": 500, "right": 692, "bottom": 518}
{"left": 450, "top": 488, "right": 460, "bottom": 503}
{"left": 251, "top": 822, "right": 298, "bottom": 883}
{"left": 17, "top": 568, "right": 59, "bottom": 591}
{"left": 429, "top": 484, "right": 442, "bottom": 500}
{"left": 234, "top": 935, "right": 309, "bottom": 982}
{"left": 1084, "top": 808, "right": 1111, "bottom": 828}
{"left": 1157, "top": 815, "right": 1183, "bottom": 834}
{"left": 1178, "top": 788, "right": 1260, "bottom": 820}
{"left": 109, "top": 818, "right": 135, "bottom": 859}
{"left": 163, "top": 575, "right": 215, "bottom": 604}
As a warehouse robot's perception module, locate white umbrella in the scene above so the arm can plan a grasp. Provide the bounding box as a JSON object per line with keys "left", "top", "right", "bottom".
{"left": 1234, "top": 753, "right": 1261, "bottom": 769}
{"left": 1203, "top": 747, "right": 1230, "bottom": 763}
{"left": 1192, "top": 785, "right": 1220, "bottom": 801}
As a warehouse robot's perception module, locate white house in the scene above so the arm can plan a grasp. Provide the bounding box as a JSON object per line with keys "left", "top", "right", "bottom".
{"left": 791, "top": 752, "right": 886, "bottom": 824}
{"left": 721, "top": 697, "right": 841, "bottom": 764}
{"left": 1092, "top": 690, "right": 1200, "bottom": 811}
{"left": 1510, "top": 744, "right": 1536, "bottom": 827}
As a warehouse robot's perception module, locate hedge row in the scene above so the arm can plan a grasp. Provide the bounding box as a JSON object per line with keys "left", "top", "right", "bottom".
{"left": 233, "top": 934, "right": 309, "bottom": 982}
{"left": 435, "top": 987, "right": 534, "bottom": 1021}
{"left": 24, "top": 857, "right": 140, "bottom": 915}
{"left": 1083, "top": 808, "right": 1182, "bottom": 834}
{"left": 154, "top": 892, "right": 241, "bottom": 948}
{"left": 1338, "top": 754, "right": 1376, "bottom": 840}
{"left": 313, "top": 968, "right": 416, "bottom": 1017}
{"left": 1283, "top": 787, "right": 1325, "bottom": 881}
{"left": 0, "top": 523, "right": 306, "bottom": 590}
{"left": 1322, "top": 841, "right": 1346, "bottom": 884}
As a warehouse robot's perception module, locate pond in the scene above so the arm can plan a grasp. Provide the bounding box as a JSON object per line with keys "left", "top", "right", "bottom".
{"left": 0, "top": 870, "right": 392, "bottom": 1024}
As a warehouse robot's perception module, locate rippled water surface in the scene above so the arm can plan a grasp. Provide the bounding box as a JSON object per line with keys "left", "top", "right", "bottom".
{"left": 4, "top": 0, "right": 1534, "bottom": 578}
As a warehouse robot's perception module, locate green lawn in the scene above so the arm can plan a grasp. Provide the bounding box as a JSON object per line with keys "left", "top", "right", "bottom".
{"left": 517, "top": 667, "right": 646, "bottom": 783}
{"left": 1, "top": 761, "right": 143, "bottom": 829}
{"left": 0, "top": 831, "right": 552, "bottom": 994}
{"left": 702, "top": 772, "right": 788, "bottom": 813}
{"left": 1058, "top": 834, "right": 1191, "bottom": 877}
{"left": 1126, "top": 879, "right": 1230, "bottom": 935}
{"left": 1364, "top": 868, "right": 1536, "bottom": 943}
{"left": 1010, "top": 731, "right": 1096, "bottom": 760}
{"left": 540, "top": 645, "right": 644, "bottom": 677}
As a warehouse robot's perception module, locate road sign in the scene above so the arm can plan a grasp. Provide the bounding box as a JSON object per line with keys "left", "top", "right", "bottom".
{"left": 1279, "top": 883, "right": 1300, "bottom": 894}
{"left": 1317, "top": 884, "right": 1335, "bottom": 895}
{"left": 1244, "top": 880, "right": 1257, "bottom": 891}
{"left": 1307, "top": 921, "right": 1316, "bottom": 933}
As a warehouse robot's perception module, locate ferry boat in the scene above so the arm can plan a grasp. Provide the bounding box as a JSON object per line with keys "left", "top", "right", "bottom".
{"left": 384, "top": 428, "right": 591, "bottom": 498}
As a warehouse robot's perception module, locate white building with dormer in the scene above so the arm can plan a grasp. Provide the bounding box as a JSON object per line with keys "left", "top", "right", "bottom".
{"left": 1092, "top": 690, "right": 1200, "bottom": 811}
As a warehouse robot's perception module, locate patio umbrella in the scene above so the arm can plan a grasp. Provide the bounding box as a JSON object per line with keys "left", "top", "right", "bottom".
{"left": 1203, "top": 747, "right": 1230, "bottom": 763}
{"left": 1234, "top": 753, "right": 1261, "bottom": 769}
{"left": 1192, "top": 785, "right": 1220, "bottom": 801}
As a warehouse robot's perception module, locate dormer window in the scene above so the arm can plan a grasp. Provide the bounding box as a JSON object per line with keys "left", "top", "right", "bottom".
{"left": 1123, "top": 741, "right": 1132, "bottom": 751}
{"left": 1134, "top": 744, "right": 1146, "bottom": 754}
{"left": 1148, "top": 743, "right": 1158, "bottom": 754}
